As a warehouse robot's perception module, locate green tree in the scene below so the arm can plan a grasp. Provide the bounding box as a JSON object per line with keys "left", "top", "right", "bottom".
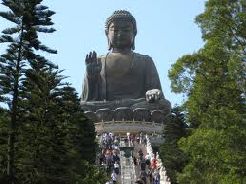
{"left": 58, "top": 85, "right": 97, "bottom": 164}
{"left": 0, "top": 108, "right": 9, "bottom": 182}
{"left": 159, "top": 107, "right": 188, "bottom": 184}
{"left": 0, "top": 1, "right": 107, "bottom": 183}
{"left": 56, "top": 85, "right": 106, "bottom": 183}
{"left": 17, "top": 65, "right": 69, "bottom": 183}
{"left": 168, "top": 0, "right": 246, "bottom": 183}
{"left": 0, "top": 0, "right": 56, "bottom": 182}
{"left": 16, "top": 60, "right": 104, "bottom": 183}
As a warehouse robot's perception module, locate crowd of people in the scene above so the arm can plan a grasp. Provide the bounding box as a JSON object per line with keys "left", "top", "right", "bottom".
{"left": 99, "top": 132, "right": 121, "bottom": 184}
{"left": 133, "top": 148, "right": 161, "bottom": 184}
{"left": 98, "top": 132, "right": 161, "bottom": 184}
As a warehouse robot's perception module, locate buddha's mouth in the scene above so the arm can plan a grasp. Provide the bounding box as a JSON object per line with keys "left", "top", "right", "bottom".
{"left": 113, "top": 38, "right": 131, "bottom": 45}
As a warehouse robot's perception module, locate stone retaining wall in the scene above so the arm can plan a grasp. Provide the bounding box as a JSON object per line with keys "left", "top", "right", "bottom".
{"left": 146, "top": 135, "right": 171, "bottom": 184}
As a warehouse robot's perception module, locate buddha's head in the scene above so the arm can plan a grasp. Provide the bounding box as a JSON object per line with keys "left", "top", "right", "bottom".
{"left": 105, "top": 10, "right": 137, "bottom": 51}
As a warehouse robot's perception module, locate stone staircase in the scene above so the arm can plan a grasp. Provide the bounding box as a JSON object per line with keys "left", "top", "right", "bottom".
{"left": 119, "top": 139, "right": 136, "bottom": 184}
{"left": 93, "top": 105, "right": 172, "bottom": 184}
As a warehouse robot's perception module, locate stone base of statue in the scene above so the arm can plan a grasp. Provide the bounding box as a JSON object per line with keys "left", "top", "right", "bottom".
{"left": 81, "top": 98, "right": 171, "bottom": 135}
{"left": 81, "top": 98, "right": 171, "bottom": 114}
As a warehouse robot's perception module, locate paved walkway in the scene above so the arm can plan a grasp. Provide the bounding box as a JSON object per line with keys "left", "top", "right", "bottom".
{"left": 119, "top": 140, "right": 136, "bottom": 184}
{"left": 116, "top": 140, "right": 151, "bottom": 184}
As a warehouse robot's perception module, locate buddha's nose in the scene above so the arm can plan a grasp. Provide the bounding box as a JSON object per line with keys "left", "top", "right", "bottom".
{"left": 115, "top": 30, "right": 125, "bottom": 35}
{"left": 116, "top": 32, "right": 126, "bottom": 38}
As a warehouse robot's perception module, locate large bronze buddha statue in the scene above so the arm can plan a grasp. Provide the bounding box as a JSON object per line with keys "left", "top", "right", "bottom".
{"left": 81, "top": 10, "right": 171, "bottom": 114}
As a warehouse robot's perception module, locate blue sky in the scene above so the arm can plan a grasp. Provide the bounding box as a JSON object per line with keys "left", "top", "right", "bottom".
{"left": 0, "top": 0, "right": 206, "bottom": 106}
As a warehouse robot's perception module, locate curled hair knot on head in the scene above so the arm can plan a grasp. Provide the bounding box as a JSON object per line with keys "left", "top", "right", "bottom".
{"left": 105, "top": 10, "right": 137, "bottom": 36}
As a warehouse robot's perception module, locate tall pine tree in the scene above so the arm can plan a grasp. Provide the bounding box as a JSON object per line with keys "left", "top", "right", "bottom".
{"left": 0, "top": 0, "right": 56, "bottom": 182}
{"left": 1, "top": 1, "right": 107, "bottom": 183}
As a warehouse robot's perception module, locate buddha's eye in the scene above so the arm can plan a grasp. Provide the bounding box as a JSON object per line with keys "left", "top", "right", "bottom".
{"left": 109, "top": 28, "right": 118, "bottom": 32}
{"left": 109, "top": 27, "right": 132, "bottom": 34}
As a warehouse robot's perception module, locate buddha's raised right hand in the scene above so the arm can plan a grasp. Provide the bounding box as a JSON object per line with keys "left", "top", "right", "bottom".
{"left": 85, "top": 51, "right": 102, "bottom": 78}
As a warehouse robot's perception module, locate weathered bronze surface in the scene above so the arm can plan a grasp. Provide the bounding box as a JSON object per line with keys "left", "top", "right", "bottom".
{"left": 81, "top": 10, "right": 171, "bottom": 114}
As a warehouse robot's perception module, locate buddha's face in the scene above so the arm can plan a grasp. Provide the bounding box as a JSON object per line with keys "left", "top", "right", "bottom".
{"left": 107, "top": 20, "right": 135, "bottom": 50}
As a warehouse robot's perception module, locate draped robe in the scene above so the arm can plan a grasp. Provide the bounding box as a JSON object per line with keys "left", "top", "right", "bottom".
{"left": 81, "top": 52, "right": 163, "bottom": 102}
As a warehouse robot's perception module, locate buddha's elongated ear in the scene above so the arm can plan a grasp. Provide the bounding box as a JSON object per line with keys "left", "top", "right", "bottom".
{"left": 105, "top": 29, "right": 108, "bottom": 36}
{"left": 105, "top": 30, "right": 112, "bottom": 50}
{"left": 131, "top": 38, "right": 135, "bottom": 50}
{"left": 107, "top": 37, "right": 112, "bottom": 50}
